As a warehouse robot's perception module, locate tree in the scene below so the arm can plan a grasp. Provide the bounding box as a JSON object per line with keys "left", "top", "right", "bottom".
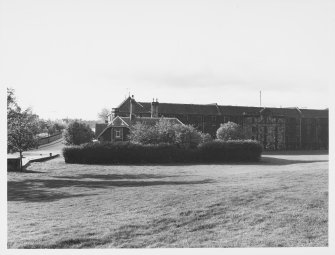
{"left": 173, "top": 124, "right": 202, "bottom": 149}
{"left": 216, "top": 121, "right": 245, "bottom": 141}
{"left": 128, "top": 119, "right": 203, "bottom": 148}
{"left": 47, "top": 122, "right": 65, "bottom": 135}
{"left": 64, "top": 121, "right": 94, "bottom": 145}
{"left": 7, "top": 108, "right": 39, "bottom": 171}
{"left": 7, "top": 88, "right": 19, "bottom": 113}
{"left": 128, "top": 122, "right": 159, "bottom": 145}
{"left": 98, "top": 108, "right": 110, "bottom": 123}
{"left": 200, "top": 133, "right": 213, "bottom": 144}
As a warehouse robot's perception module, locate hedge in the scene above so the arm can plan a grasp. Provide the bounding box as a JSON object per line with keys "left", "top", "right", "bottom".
{"left": 62, "top": 140, "right": 262, "bottom": 164}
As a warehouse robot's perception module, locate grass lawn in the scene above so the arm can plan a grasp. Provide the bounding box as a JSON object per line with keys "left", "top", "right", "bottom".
{"left": 7, "top": 152, "right": 328, "bottom": 248}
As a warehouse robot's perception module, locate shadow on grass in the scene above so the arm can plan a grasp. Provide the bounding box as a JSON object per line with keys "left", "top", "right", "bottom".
{"left": 52, "top": 173, "right": 182, "bottom": 180}
{"left": 7, "top": 179, "right": 96, "bottom": 202}
{"left": 260, "top": 157, "right": 328, "bottom": 165}
{"left": 7, "top": 178, "right": 214, "bottom": 203}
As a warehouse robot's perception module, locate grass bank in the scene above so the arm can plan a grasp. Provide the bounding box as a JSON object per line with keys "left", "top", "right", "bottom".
{"left": 7, "top": 153, "right": 328, "bottom": 248}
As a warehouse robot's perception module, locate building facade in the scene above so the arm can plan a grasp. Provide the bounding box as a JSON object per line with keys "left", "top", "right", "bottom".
{"left": 97, "top": 96, "right": 328, "bottom": 150}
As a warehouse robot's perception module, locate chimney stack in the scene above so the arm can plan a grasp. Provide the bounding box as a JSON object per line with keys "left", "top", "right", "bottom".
{"left": 151, "top": 98, "right": 159, "bottom": 118}
{"left": 130, "top": 95, "right": 135, "bottom": 121}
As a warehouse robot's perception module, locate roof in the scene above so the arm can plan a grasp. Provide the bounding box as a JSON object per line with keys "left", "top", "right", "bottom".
{"left": 95, "top": 123, "right": 108, "bottom": 137}
{"left": 155, "top": 103, "right": 220, "bottom": 115}
{"left": 116, "top": 97, "right": 328, "bottom": 118}
{"left": 300, "top": 109, "right": 328, "bottom": 118}
{"left": 219, "top": 106, "right": 262, "bottom": 116}
{"left": 117, "top": 97, "right": 150, "bottom": 114}
{"left": 97, "top": 116, "right": 184, "bottom": 139}
{"left": 122, "top": 116, "right": 183, "bottom": 126}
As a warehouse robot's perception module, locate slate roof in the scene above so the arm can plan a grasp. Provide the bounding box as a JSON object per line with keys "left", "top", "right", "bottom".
{"left": 266, "top": 107, "right": 302, "bottom": 117}
{"left": 300, "top": 109, "right": 328, "bottom": 118}
{"left": 97, "top": 116, "right": 184, "bottom": 139}
{"left": 116, "top": 96, "right": 328, "bottom": 118}
{"left": 156, "top": 103, "right": 220, "bottom": 115}
{"left": 95, "top": 123, "right": 108, "bottom": 138}
{"left": 117, "top": 97, "right": 150, "bottom": 114}
{"left": 219, "top": 106, "right": 262, "bottom": 116}
{"left": 120, "top": 116, "right": 184, "bottom": 126}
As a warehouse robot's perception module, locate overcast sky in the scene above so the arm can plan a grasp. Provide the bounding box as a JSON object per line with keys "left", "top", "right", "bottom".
{"left": 1, "top": 0, "right": 334, "bottom": 120}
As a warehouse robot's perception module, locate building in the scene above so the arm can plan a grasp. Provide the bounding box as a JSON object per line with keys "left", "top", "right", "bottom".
{"left": 97, "top": 97, "right": 183, "bottom": 142}
{"left": 96, "top": 95, "right": 328, "bottom": 150}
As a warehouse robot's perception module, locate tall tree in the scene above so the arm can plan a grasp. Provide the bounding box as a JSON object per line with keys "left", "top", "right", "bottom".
{"left": 7, "top": 108, "right": 39, "bottom": 171}
{"left": 216, "top": 121, "right": 245, "bottom": 141}
{"left": 64, "top": 121, "right": 94, "bottom": 145}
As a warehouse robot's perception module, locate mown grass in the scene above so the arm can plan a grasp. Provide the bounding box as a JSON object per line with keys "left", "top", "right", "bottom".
{"left": 7, "top": 153, "right": 328, "bottom": 248}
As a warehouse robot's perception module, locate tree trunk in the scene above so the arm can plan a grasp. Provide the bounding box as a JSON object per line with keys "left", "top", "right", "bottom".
{"left": 19, "top": 151, "right": 23, "bottom": 172}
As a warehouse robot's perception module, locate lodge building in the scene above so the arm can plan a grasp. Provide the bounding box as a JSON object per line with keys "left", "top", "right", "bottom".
{"left": 96, "top": 96, "right": 328, "bottom": 150}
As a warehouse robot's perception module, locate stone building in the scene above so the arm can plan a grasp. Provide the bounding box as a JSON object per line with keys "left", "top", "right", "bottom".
{"left": 96, "top": 95, "right": 328, "bottom": 150}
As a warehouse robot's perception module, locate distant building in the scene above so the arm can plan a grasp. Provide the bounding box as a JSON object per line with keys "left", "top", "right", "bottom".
{"left": 96, "top": 95, "right": 328, "bottom": 150}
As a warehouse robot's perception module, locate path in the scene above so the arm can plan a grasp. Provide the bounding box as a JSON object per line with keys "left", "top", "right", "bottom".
{"left": 8, "top": 138, "right": 65, "bottom": 166}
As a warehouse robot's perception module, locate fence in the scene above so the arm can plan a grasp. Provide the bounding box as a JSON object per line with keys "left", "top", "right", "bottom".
{"left": 38, "top": 132, "right": 63, "bottom": 146}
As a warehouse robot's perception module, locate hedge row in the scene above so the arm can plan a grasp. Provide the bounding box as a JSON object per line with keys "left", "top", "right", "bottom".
{"left": 62, "top": 140, "right": 262, "bottom": 164}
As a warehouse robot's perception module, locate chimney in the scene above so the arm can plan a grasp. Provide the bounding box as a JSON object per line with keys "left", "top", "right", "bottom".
{"left": 130, "top": 95, "right": 135, "bottom": 121}
{"left": 151, "top": 98, "right": 159, "bottom": 118}
{"left": 111, "top": 108, "right": 119, "bottom": 119}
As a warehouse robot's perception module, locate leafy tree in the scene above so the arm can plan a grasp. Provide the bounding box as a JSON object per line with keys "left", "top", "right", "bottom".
{"left": 47, "top": 122, "right": 65, "bottom": 135}
{"left": 128, "top": 122, "right": 159, "bottom": 144}
{"left": 128, "top": 119, "right": 203, "bottom": 148}
{"left": 98, "top": 108, "right": 110, "bottom": 123}
{"left": 216, "top": 121, "right": 245, "bottom": 141}
{"left": 155, "top": 119, "right": 177, "bottom": 144}
{"left": 7, "top": 108, "right": 39, "bottom": 171}
{"left": 173, "top": 124, "right": 202, "bottom": 149}
{"left": 200, "top": 133, "right": 213, "bottom": 144}
{"left": 64, "top": 121, "right": 94, "bottom": 145}
{"left": 7, "top": 88, "right": 19, "bottom": 113}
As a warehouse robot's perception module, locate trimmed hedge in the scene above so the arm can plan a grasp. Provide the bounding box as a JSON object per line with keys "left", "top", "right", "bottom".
{"left": 62, "top": 140, "right": 262, "bottom": 164}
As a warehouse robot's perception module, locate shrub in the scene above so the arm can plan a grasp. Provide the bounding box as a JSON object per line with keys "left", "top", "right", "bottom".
{"left": 128, "top": 122, "right": 160, "bottom": 145}
{"left": 197, "top": 139, "right": 262, "bottom": 162}
{"left": 173, "top": 124, "right": 202, "bottom": 149}
{"left": 128, "top": 119, "right": 203, "bottom": 148}
{"left": 63, "top": 140, "right": 262, "bottom": 164}
{"left": 200, "top": 133, "right": 213, "bottom": 144}
{"left": 64, "top": 121, "right": 94, "bottom": 145}
{"left": 216, "top": 121, "right": 244, "bottom": 141}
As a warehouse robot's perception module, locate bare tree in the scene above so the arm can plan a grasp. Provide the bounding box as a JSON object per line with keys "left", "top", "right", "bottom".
{"left": 97, "top": 108, "right": 110, "bottom": 123}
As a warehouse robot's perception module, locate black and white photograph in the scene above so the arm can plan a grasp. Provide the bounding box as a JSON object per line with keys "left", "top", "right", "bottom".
{"left": 1, "top": 0, "right": 334, "bottom": 253}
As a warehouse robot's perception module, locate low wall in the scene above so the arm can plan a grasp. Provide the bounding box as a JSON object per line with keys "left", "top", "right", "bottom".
{"left": 7, "top": 158, "right": 21, "bottom": 171}
{"left": 38, "top": 133, "right": 63, "bottom": 146}
{"left": 7, "top": 154, "right": 60, "bottom": 172}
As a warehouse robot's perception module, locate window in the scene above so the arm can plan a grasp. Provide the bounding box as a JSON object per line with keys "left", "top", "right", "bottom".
{"left": 212, "top": 116, "right": 216, "bottom": 122}
{"left": 252, "top": 127, "right": 257, "bottom": 133}
{"left": 115, "top": 130, "right": 121, "bottom": 138}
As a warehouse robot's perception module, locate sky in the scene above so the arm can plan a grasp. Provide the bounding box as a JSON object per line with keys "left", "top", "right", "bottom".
{"left": 1, "top": 0, "right": 334, "bottom": 120}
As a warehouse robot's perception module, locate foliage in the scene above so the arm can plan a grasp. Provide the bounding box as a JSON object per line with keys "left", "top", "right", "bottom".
{"left": 7, "top": 88, "right": 40, "bottom": 167}
{"left": 128, "top": 119, "right": 203, "bottom": 148}
{"left": 7, "top": 108, "right": 40, "bottom": 153}
{"left": 128, "top": 122, "right": 160, "bottom": 145}
{"left": 64, "top": 121, "right": 94, "bottom": 145}
{"left": 47, "top": 122, "right": 66, "bottom": 135}
{"left": 7, "top": 88, "right": 19, "bottom": 113}
{"left": 37, "top": 120, "right": 66, "bottom": 135}
{"left": 97, "top": 108, "right": 110, "bottom": 123}
{"left": 200, "top": 133, "right": 213, "bottom": 144}
{"left": 63, "top": 140, "right": 262, "bottom": 164}
{"left": 216, "top": 121, "right": 245, "bottom": 141}
{"left": 173, "top": 124, "right": 202, "bottom": 149}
